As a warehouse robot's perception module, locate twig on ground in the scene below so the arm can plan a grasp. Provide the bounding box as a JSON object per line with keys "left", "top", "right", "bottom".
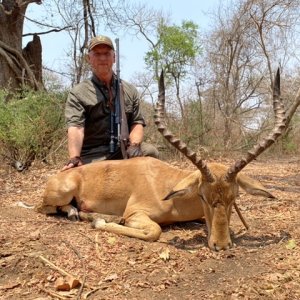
{"left": 40, "top": 287, "right": 69, "bottom": 299}
{"left": 63, "top": 240, "right": 87, "bottom": 300}
{"left": 77, "top": 230, "right": 97, "bottom": 244}
{"left": 39, "top": 255, "right": 74, "bottom": 277}
{"left": 83, "top": 287, "right": 102, "bottom": 299}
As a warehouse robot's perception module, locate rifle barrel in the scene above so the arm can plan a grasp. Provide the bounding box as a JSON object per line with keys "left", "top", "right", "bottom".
{"left": 115, "top": 38, "right": 120, "bottom": 80}
{"left": 115, "top": 38, "right": 121, "bottom": 147}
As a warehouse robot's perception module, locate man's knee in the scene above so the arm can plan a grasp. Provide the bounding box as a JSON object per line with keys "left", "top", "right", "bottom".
{"left": 141, "top": 142, "right": 159, "bottom": 159}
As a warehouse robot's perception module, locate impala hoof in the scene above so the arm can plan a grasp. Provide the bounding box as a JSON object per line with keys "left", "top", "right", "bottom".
{"left": 67, "top": 207, "right": 79, "bottom": 221}
{"left": 92, "top": 218, "right": 106, "bottom": 229}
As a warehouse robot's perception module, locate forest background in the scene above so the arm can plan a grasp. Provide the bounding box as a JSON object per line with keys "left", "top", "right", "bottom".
{"left": 0, "top": 0, "right": 300, "bottom": 170}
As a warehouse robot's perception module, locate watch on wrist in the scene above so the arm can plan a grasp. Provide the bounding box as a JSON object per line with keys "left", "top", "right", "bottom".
{"left": 67, "top": 156, "right": 82, "bottom": 167}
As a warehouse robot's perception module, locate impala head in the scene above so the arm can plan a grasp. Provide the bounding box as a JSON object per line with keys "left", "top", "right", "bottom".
{"left": 199, "top": 165, "right": 238, "bottom": 250}
{"left": 155, "top": 69, "right": 286, "bottom": 251}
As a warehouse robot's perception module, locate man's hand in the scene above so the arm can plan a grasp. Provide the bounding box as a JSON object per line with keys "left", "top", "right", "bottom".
{"left": 61, "top": 156, "right": 83, "bottom": 171}
{"left": 126, "top": 143, "right": 143, "bottom": 158}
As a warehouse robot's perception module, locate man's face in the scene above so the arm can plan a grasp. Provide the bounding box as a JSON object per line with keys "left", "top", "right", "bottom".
{"left": 88, "top": 44, "right": 115, "bottom": 77}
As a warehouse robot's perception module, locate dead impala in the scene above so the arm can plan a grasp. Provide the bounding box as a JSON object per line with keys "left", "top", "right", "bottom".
{"left": 37, "top": 69, "right": 300, "bottom": 251}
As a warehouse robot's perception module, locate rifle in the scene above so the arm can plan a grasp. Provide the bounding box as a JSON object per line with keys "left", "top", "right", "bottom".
{"left": 113, "top": 38, "right": 129, "bottom": 158}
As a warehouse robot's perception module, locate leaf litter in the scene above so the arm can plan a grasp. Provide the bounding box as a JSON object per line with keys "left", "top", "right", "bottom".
{"left": 0, "top": 158, "right": 299, "bottom": 299}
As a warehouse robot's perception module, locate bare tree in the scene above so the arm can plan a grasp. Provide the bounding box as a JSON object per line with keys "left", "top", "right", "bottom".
{"left": 0, "top": 0, "right": 44, "bottom": 90}
{"left": 0, "top": 0, "right": 125, "bottom": 89}
{"left": 43, "top": 0, "right": 95, "bottom": 85}
{"left": 44, "top": 0, "right": 130, "bottom": 85}
{"left": 202, "top": 0, "right": 300, "bottom": 149}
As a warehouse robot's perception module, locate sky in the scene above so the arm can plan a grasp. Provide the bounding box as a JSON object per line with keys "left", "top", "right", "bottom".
{"left": 23, "top": 0, "right": 220, "bottom": 84}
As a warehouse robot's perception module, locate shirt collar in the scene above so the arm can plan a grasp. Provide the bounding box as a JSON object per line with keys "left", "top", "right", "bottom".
{"left": 91, "top": 73, "right": 117, "bottom": 88}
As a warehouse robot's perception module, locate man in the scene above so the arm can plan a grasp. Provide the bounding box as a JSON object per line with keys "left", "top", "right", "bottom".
{"left": 63, "top": 35, "right": 159, "bottom": 171}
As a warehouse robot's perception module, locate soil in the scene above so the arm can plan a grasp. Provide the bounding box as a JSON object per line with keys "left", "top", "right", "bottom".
{"left": 0, "top": 158, "right": 299, "bottom": 300}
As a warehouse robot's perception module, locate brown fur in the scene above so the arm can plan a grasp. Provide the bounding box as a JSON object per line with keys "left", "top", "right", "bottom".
{"left": 38, "top": 157, "right": 273, "bottom": 250}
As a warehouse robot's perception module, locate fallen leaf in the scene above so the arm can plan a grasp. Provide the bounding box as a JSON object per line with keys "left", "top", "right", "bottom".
{"left": 285, "top": 239, "right": 296, "bottom": 250}
{"left": 46, "top": 275, "right": 56, "bottom": 282}
{"left": 104, "top": 273, "right": 118, "bottom": 282}
{"left": 66, "top": 275, "right": 80, "bottom": 289}
{"left": 107, "top": 237, "right": 116, "bottom": 245}
{"left": 159, "top": 249, "right": 170, "bottom": 261}
{"left": 55, "top": 277, "right": 70, "bottom": 291}
{"left": 187, "top": 250, "right": 197, "bottom": 254}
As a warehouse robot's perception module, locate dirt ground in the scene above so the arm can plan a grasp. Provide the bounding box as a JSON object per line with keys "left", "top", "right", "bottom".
{"left": 0, "top": 157, "right": 299, "bottom": 300}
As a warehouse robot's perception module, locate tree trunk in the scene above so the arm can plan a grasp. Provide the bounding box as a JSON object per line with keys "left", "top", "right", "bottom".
{"left": 22, "top": 34, "right": 43, "bottom": 84}
{"left": 0, "top": 0, "right": 43, "bottom": 90}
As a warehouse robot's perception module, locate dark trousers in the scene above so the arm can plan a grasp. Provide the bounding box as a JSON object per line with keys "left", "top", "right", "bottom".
{"left": 81, "top": 142, "right": 159, "bottom": 164}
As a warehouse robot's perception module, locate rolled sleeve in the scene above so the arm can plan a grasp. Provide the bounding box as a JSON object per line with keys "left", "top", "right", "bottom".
{"left": 65, "top": 91, "right": 86, "bottom": 127}
{"left": 123, "top": 81, "right": 146, "bottom": 127}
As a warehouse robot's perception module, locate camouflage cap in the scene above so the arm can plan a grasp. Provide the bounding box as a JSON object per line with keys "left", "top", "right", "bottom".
{"left": 88, "top": 35, "right": 115, "bottom": 51}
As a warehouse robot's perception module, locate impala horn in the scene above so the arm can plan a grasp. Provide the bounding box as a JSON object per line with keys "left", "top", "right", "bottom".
{"left": 154, "top": 70, "right": 215, "bottom": 183}
{"left": 226, "top": 68, "right": 286, "bottom": 181}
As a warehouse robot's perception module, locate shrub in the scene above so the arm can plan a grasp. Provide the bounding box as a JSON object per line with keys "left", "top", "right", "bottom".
{"left": 0, "top": 88, "right": 66, "bottom": 170}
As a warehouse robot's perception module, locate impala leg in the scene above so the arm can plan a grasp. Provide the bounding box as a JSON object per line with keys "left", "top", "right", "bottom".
{"left": 233, "top": 202, "right": 249, "bottom": 230}
{"left": 60, "top": 204, "right": 79, "bottom": 221}
{"left": 91, "top": 211, "right": 162, "bottom": 242}
{"left": 79, "top": 211, "right": 125, "bottom": 224}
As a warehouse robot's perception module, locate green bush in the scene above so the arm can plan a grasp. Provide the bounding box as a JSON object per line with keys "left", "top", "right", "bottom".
{"left": 0, "top": 88, "right": 66, "bottom": 170}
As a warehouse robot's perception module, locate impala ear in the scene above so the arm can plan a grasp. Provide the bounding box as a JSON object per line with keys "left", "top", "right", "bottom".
{"left": 163, "top": 171, "right": 200, "bottom": 201}
{"left": 237, "top": 174, "right": 275, "bottom": 198}
{"left": 163, "top": 189, "right": 190, "bottom": 200}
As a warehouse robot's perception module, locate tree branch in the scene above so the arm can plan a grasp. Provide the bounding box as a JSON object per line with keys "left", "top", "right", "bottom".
{"left": 22, "top": 26, "right": 74, "bottom": 37}
{"left": 0, "top": 40, "right": 42, "bottom": 89}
